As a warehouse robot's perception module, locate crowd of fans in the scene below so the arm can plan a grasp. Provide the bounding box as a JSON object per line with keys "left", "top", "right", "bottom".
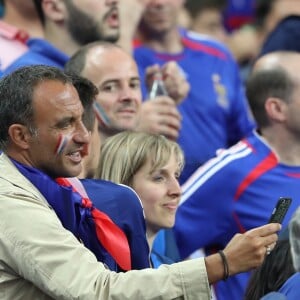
{"left": 1, "top": 1, "right": 300, "bottom": 299}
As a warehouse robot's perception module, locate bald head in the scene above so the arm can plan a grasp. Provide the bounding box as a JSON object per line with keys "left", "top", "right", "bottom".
{"left": 247, "top": 51, "right": 300, "bottom": 128}
{"left": 254, "top": 51, "right": 300, "bottom": 75}
{"left": 65, "top": 42, "right": 119, "bottom": 75}
{"left": 81, "top": 44, "right": 137, "bottom": 81}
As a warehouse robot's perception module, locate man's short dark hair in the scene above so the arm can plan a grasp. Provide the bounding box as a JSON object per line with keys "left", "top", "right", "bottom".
{"left": 69, "top": 73, "right": 98, "bottom": 132}
{"left": 0, "top": 65, "right": 73, "bottom": 150}
{"left": 246, "top": 66, "right": 294, "bottom": 128}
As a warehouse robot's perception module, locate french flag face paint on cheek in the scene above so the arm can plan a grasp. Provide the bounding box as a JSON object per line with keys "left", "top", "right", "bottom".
{"left": 54, "top": 133, "right": 72, "bottom": 155}
{"left": 93, "top": 102, "right": 110, "bottom": 128}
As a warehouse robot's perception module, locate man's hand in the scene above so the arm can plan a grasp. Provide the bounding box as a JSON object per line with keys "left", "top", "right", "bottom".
{"left": 117, "top": 0, "right": 150, "bottom": 53}
{"left": 146, "top": 62, "right": 190, "bottom": 105}
{"left": 136, "top": 96, "right": 182, "bottom": 140}
{"left": 205, "top": 223, "right": 281, "bottom": 284}
{"left": 223, "top": 223, "right": 281, "bottom": 275}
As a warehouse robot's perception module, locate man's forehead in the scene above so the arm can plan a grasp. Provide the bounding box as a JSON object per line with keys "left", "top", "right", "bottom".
{"left": 87, "top": 62, "right": 139, "bottom": 85}
{"left": 32, "top": 81, "right": 82, "bottom": 110}
{"left": 87, "top": 46, "right": 137, "bottom": 68}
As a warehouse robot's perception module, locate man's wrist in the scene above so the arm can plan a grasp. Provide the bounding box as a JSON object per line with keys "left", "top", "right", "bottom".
{"left": 204, "top": 253, "right": 227, "bottom": 284}
{"left": 218, "top": 250, "right": 229, "bottom": 281}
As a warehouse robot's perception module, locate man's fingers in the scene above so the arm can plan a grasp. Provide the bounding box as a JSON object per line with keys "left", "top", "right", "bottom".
{"left": 246, "top": 223, "right": 281, "bottom": 237}
{"left": 155, "top": 124, "right": 179, "bottom": 140}
{"left": 261, "top": 233, "right": 279, "bottom": 248}
{"left": 160, "top": 117, "right": 181, "bottom": 131}
{"left": 146, "top": 97, "right": 181, "bottom": 119}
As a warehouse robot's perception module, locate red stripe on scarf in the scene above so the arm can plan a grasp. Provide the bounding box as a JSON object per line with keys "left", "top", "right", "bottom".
{"left": 56, "top": 177, "right": 131, "bottom": 271}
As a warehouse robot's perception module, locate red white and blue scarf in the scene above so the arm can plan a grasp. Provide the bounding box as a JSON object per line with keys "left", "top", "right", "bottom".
{"left": 12, "top": 159, "right": 131, "bottom": 271}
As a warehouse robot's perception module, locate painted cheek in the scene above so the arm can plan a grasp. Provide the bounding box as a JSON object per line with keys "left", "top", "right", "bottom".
{"left": 54, "top": 133, "right": 72, "bottom": 155}
{"left": 93, "top": 102, "right": 111, "bottom": 128}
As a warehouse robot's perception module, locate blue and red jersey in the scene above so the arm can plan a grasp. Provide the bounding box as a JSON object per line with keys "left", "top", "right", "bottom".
{"left": 3, "top": 38, "right": 68, "bottom": 76}
{"left": 174, "top": 131, "right": 300, "bottom": 300}
{"left": 134, "top": 30, "right": 255, "bottom": 184}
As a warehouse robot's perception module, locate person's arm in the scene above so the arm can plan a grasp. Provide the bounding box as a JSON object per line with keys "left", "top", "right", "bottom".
{"left": 117, "top": 0, "right": 150, "bottom": 54}
{"left": 0, "top": 189, "right": 211, "bottom": 300}
{"left": 0, "top": 186, "right": 280, "bottom": 299}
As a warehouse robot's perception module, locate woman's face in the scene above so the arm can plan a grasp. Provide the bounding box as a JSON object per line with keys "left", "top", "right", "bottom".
{"left": 131, "top": 153, "right": 181, "bottom": 235}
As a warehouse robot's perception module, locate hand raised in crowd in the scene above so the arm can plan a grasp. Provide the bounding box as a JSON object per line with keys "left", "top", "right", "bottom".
{"left": 205, "top": 223, "right": 281, "bottom": 284}
{"left": 118, "top": 0, "right": 150, "bottom": 53}
{"left": 146, "top": 61, "right": 190, "bottom": 105}
{"left": 137, "top": 96, "right": 182, "bottom": 141}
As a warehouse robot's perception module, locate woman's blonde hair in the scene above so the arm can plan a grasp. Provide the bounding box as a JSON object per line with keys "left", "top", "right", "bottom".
{"left": 97, "top": 131, "right": 184, "bottom": 186}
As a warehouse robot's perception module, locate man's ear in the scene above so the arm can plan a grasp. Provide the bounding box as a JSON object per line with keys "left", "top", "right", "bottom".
{"left": 265, "top": 97, "right": 287, "bottom": 123}
{"left": 8, "top": 124, "right": 33, "bottom": 150}
{"left": 42, "top": 0, "right": 66, "bottom": 23}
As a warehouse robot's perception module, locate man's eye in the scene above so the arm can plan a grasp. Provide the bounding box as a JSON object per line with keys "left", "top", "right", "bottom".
{"left": 57, "top": 120, "right": 71, "bottom": 129}
{"left": 130, "top": 80, "right": 141, "bottom": 89}
{"left": 102, "top": 84, "right": 117, "bottom": 92}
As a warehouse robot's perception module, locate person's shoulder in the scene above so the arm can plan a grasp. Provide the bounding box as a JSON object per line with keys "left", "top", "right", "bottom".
{"left": 278, "top": 272, "right": 300, "bottom": 298}
{"left": 81, "top": 179, "right": 142, "bottom": 206}
{"left": 181, "top": 136, "right": 256, "bottom": 192}
{"left": 260, "top": 291, "right": 287, "bottom": 300}
{"left": 0, "top": 158, "right": 21, "bottom": 193}
{"left": 207, "top": 136, "right": 256, "bottom": 170}
{"left": 260, "top": 15, "right": 300, "bottom": 56}
{"left": 2, "top": 42, "right": 45, "bottom": 75}
{"left": 81, "top": 178, "right": 130, "bottom": 192}
{"left": 0, "top": 20, "right": 29, "bottom": 43}
{"left": 181, "top": 29, "right": 232, "bottom": 60}
{"left": 0, "top": 153, "right": 50, "bottom": 209}
{"left": 3, "top": 38, "right": 66, "bottom": 75}
{"left": 26, "top": 37, "right": 58, "bottom": 53}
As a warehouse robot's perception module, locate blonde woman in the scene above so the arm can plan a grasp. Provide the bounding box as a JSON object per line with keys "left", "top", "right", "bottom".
{"left": 97, "top": 131, "right": 184, "bottom": 267}
{"left": 97, "top": 131, "right": 281, "bottom": 275}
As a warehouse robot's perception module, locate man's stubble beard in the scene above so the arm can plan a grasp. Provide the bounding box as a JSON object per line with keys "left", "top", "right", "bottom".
{"left": 65, "top": 2, "right": 119, "bottom": 45}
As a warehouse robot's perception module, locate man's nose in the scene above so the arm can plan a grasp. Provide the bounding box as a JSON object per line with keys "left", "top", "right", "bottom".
{"left": 118, "top": 85, "right": 136, "bottom": 102}
{"left": 73, "top": 121, "right": 90, "bottom": 144}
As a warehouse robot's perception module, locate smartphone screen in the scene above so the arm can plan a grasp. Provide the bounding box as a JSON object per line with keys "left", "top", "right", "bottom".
{"left": 268, "top": 197, "right": 292, "bottom": 224}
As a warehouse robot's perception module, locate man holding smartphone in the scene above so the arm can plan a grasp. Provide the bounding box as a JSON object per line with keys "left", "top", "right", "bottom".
{"left": 175, "top": 51, "right": 300, "bottom": 300}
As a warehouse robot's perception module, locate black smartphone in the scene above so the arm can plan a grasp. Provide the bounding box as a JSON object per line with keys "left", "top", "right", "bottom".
{"left": 268, "top": 197, "right": 292, "bottom": 224}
